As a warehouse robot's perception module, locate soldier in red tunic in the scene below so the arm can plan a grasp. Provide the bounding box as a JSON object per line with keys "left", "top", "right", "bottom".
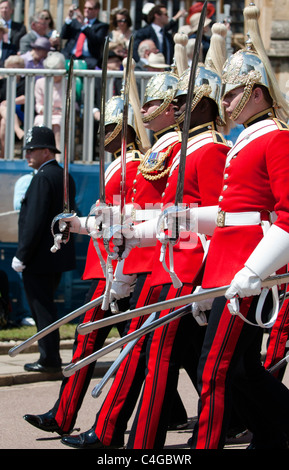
{"left": 23, "top": 95, "right": 142, "bottom": 436}
{"left": 60, "top": 71, "right": 189, "bottom": 448}
{"left": 189, "top": 4, "right": 289, "bottom": 449}
{"left": 126, "top": 63, "right": 230, "bottom": 449}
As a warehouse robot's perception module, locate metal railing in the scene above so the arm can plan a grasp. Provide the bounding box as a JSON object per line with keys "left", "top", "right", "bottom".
{"left": 0, "top": 67, "right": 156, "bottom": 164}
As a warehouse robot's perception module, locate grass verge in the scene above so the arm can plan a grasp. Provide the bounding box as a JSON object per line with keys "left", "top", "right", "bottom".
{"left": 0, "top": 323, "right": 119, "bottom": 342}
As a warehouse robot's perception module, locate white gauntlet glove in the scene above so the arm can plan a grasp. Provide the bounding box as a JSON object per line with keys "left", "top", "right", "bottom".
{"left": 12, "top": 256, "right": 26, "bottom": 272}
{"left": 109, "top": 260, "right": 137, "bottom": 302}
{"left": 112, "top": 218, "right": 159, "bottom": 260}
{"left": 226, "top": 224, "right": 289, "bottom": 300}
{"left": 225, "top": 266, "right": 262, "bottom": 299}
{"left": 190, "top": 286, "right": 211, "bottom": 326}
{"left": 188, "top": 205, "right": 219, "bottom": 236}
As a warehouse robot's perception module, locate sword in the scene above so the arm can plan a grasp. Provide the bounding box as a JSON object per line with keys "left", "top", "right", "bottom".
{"left": 98, "top": 36, "right": 109, "bottom": 207}
{"left": 51, "top": 57, "right": 75, "bottom": 252}
{"left": 159, "top": 1, "right": 208, "bottom": 287}
{"left": 267, "top": 353, "right": 289, "bottom": 374}
{"left": 101, "top": 36, "right": 134, "bottom": 311}
{"left": 63, "top": 306, "right": 191, "bottom": 377}
{"left": 174, "top": 1, "right": 207, "bottom": 207}
{"left": 91, "top": 312, "right": 157, "bottom": 397}
{"left": 77, "top": 272, "right": 289, "bottom": 335}
{"left": 8, "top": 295, "right": 104, "bottom": 357}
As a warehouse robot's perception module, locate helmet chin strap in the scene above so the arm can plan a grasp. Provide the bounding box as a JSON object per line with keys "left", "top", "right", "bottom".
{"left": 230, "top": 82, "right": 254, "bottom": 121}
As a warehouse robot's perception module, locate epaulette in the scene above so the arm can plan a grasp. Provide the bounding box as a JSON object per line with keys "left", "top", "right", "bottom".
{"left": 273, "top": 118, "right": 289, "bottom": 131}
{"left": 212, "top": 131, "right": 229, "bottom": 145}
{"left": 131, "top": 150, "right": 143, "bottom": 161}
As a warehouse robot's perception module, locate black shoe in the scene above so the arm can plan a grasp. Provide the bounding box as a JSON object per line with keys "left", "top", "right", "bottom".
{"left": 61, "top": 428, "right": 123, "bottom": 449}
{"left": 24, "top": 361, "right": 61, "bottom": 373}
{"left": 23, "top": 410, "right": 65, "bottom": 436}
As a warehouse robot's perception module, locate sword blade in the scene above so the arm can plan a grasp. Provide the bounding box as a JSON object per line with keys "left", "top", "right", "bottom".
{"left": 99, "top": 36, "right": 110, "bottom": 204}
{"left": 120, "top": 36, "right": 134, "bottom": 222}
{"left": 8, "top": 295, "right": 104, "bottom": 357}
{"left": 63, "top": 57, "right": 74, "bottom": 212}
{"left": 77, "top": 272, "right": 289, "bottom": 335}
{"left": 91, "top": 312, "right": 157, "bottom": 397}
{"left": 268, "top": 353, "right": 289, "bottom": 374}
{"left": 174, "top": 0, "right": 207, "bottom": 206}
{"left": 63, "top": 306, "right": 191, "bottom": 377}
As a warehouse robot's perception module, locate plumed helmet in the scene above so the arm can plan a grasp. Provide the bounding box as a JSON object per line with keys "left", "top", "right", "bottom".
{"left": 175, "top": 65, "right": 224, "bottom": 125}
{"left": 142, "top": 71, "right": 179, "bottom": 122}
{"left": 221, "top": 3, "right": 289, "bottom": 122}
{"left": 221, "top": 45, "right": 270, "bottom": 120}
{"left": 104, "top": 95, "right": 135, "bottom": 146}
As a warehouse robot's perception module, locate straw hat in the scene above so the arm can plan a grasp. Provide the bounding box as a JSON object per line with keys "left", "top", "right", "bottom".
{"left": 144, "top": 52, "right": 169, "bottom": 69}
{"left": 189, "top": 12, "right": 212, "bottom": 34}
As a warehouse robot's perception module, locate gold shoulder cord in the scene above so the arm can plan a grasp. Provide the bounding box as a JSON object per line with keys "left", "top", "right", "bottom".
{"left": 137, "top": 144, "right": 175, "bottom": 181}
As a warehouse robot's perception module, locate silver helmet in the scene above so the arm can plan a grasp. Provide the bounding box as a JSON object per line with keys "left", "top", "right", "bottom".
{"left": 221, "top": 3, "right": 289, "bottom": 122}
{"left": 142, "top": 71, "right": 179, "bottom": 122}
{"left": 104, "top": 95, "right": 135, "bottom": 146}
{"left": 221, "top": 43, "right": 271, "bottom": 121}
{"left": 175, "top": 65, "right": 224, "bottom": 125}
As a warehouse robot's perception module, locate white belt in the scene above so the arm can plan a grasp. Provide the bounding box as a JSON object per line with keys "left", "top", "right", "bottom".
{"left": 216, "top": 210, "right": 276, "bottom": 227}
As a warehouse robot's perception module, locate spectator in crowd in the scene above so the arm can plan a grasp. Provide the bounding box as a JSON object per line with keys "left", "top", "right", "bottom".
{"left": 34, "top": 51, "right": 66, "bottom": 156}
{"left": 0, "top": 55, "right": 25, "bottom": 158}
{"left": 108, "top": 8, "right": 132, "bottom": 59}
{"left": 0, "top": 0, "right": 26, "bottom": 50}
{"left": 143, "top": 51, "right": 169, "bottom": 71}
{"left": 19, "top": 11, "right": 48, "bottom": 54}
{"left": 13, "top": 172, "right": 36, "bottom": 327}
{"left": 187, "top": 12, "right": 212, "bottom": 61}
{"left": 60, "top": 0, "right": 109, "bottom": 69}
{"left": 134, "top": 38, "right": 159, "bottom": 70}
{"left": 11, "top": 126, "right": 76, "bottom": 373}
{"left": 0, "top": 19, "right": 17, "bottom": 67}
{"left": 142, "top": 2, "right": 187, "bottom": 34}
{"left": 133, "top": 4, "right": 174, "bottom": 65}
{"left": 40, "top": 9, "right": 61, "bottom": 51}
{"left": 186, "top": 1, "right": 215, "bottom": 26}
{"left": 21, "top": 37, "right": 51, "bottom": 78}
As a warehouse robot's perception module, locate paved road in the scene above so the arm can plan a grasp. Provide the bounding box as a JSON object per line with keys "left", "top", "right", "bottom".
{"left": 0, "top": 368, "right": 253, "bottom": 451}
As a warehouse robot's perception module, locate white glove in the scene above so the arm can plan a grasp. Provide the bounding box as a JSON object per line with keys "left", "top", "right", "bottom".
{"left": 245, "top": 224, "right": 289, "bottom": 280}
{"left": 12, "top": 256, "right": 26, "bottom": 272}
{"left": 59, "top": 214, "right": 102, "bottom": 236}
{"left": 109, "top": 260, "right": 137, "bottom": 302}
{"left": 226, "top": 224, "right": 289, "bottom": 299}
{"left": 112, "top": 218, "right": 159, "bottom": 260}
{"left": 156, "top": 205, "right": 190, "bottom": 243}
{"left": 190, "top": 286, "right": 211, "bottom": 326}
{"left": 225, "top": 266, "right": 262, "bottom": 299}
{"left": 188, "top": 205, "right": 219, "bottom": 236}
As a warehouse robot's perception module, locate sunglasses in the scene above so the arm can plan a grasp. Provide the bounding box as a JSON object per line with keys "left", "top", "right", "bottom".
{"left": 42, "top": 16, "right": 50, "bottom": 20}
{"left": 117, "top": 19, "right": 127, "bottom": 23}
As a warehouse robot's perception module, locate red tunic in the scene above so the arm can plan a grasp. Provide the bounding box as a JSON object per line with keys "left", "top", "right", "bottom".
{"left": 149, "top": 126, "right": 229, "bottom": 286}
{"left": 82, "top": 150, "right": 142, "bottom": 280}
{"left": 123, "top": 129, "right": 182, "bottom": 275}
{"left": 202, "top": 118, "right": 289, "bottom": 288}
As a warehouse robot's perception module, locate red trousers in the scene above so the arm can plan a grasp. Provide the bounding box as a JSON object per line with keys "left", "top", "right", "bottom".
{"left": 127, "top": 282, "right": 205, "bottom": 449}
{"left": 51, "top": 279, "right": 126, "bottom": 433}
{"left": 193, "top": 295, "right": 289, "bottom": 449}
